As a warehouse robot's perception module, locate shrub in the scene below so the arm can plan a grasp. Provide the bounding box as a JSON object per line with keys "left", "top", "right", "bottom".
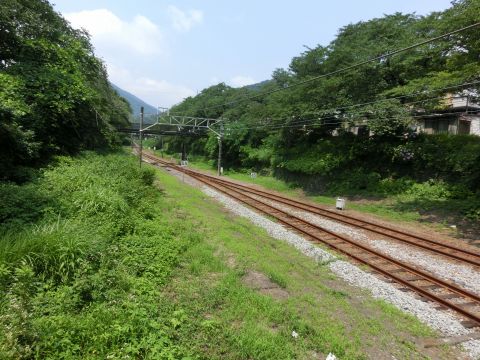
{"left": 0, "top": 182, "right": 49, "bottom": 226}
{"left": 0, "top": 151, "right": 198, "bottom": 358}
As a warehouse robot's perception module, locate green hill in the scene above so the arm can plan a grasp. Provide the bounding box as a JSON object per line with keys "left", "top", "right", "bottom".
{"left": 111, "top": 83, "right": 157, "bottom": 116}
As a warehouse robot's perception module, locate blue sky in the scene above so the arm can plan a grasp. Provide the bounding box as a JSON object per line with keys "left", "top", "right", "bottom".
{"left": 52, "top": 0, "right": 453, "bottom": 108}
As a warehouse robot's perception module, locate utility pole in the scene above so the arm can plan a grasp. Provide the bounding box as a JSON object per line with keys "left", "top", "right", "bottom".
{"left": 139, "top": 106, "right": 144, "bottom": 167}
{"left": 217, "top": 122, "right": 224, "bottom": 176}
{"left": 181, "top": 142, "right": 186, "bottom": 161}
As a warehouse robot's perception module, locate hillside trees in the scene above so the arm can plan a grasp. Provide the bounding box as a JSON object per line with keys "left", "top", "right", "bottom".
{"left": 167, "top": 0, "right": 480, "bottom": 176}
{"left": 0, "top": 0, "right": 131, "bottom": 181}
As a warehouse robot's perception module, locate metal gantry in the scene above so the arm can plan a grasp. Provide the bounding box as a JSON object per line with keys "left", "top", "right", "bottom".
{"left": 134, "top": 107, "right": 225, "bottom": 175}
{"left": 140, "top": 107, "right": 223, "bottom": 134}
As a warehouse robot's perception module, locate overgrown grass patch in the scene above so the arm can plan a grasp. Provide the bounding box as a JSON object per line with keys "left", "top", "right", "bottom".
{"left": 0, "top": 152, "right": 196, "bottom": 359}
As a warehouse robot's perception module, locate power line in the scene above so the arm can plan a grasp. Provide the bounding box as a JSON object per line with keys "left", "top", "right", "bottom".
{"left": 219, "top": 81, "right": 480, "bottom": 131}
{"left": 165, "top": 80, "right": 480, "bottom": 130}
{"left": 227, "top": 110, "right": 479, "bottom": 134}
{"left": 197, "top": 22, "right": 480, "bottom": 112}
{"left": 228, "top": 106, "right": 478, "bottom": 132}
{"left": 161, "top": 79, "right": 480, "bottom": 131}
{"left": 307, "top": 80, "right": 480, "bottom": 115}
{"left": 132, "top": 80, "right": 474, "bottom": 135}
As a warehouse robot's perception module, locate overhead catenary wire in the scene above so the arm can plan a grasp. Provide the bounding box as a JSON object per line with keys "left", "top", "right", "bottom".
{"left": 304, "top": 80, "right": 480, "bottom": 115}
{"left": 193, "top": 22, "right": 480, "bottom": 112}
{"left": 219, "top": 110, "right": 479, "bottom": 137}
{"left": 131, "top": 89, "right": 478, "bottom": 136}
{"left": 168, "top": 79, "right": 480, "bottom": 118}
{"left": 232, "top": 110, "right": 479, "bottom": 132}
{"left": 228, "top": 94, "right": 457, "bottom": 130}
{"left": 161, "top": 79, "right": 480, "bottom": 126}
{"left": 129, "top": 80, "right": 479, "bottom": 134}
{"left": 209, "top": 80, "right": 480, "bottom": 131}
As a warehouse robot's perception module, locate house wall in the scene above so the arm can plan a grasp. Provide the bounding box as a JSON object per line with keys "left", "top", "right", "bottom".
{"left": 418, "top": 114, "right": 480, "bottom": 136}
{"left": 448, "top": 119, "right": 458, "bottom": 134}
{"left": 444, "top": 94, "right": 479, "bottom": 109}
{"left": 421, "top": 118, "right": 456, "bottom": 134}
{"left": 471, "top": 116, "right": 480, "bottom": 135}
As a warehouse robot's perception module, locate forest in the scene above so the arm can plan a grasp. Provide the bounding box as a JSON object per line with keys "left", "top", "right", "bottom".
{"left": 0, "top": 0, "right": 131, "bottom": 182}
{"left": 152, "top": 0, "right": 480, "bottom": 221}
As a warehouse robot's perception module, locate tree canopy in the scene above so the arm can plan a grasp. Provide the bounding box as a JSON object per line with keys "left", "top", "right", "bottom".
{"left": 0, "top": 0, "right": 131, "bottom": 181}
{"left": 167, "top": 0, "right": 480, "bottom": 171}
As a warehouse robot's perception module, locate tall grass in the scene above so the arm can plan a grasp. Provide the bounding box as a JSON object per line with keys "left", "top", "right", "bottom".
{"left": 0, "top": 151, "right": 195, "bottom": 358}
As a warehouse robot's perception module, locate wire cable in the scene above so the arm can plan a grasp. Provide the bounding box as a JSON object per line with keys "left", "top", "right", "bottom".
{"left": 229, "top": 110, "right": 479, "bottom": 133}
{"left": 216, "top": 81, "right": 480, "bottom": 131}
{"left": 196, "top": 22, "right": 480, "bottom": 112}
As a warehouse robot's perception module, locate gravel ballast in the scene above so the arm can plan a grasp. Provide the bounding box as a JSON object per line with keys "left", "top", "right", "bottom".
{"left": 251, "top": 195, "right": 480, "bottom": 295}
{"left": 201, "top": 186, "right": 480, "bottom": 359}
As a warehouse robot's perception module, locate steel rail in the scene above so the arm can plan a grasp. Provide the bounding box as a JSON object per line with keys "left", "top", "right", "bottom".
{"left": 141, "top": 149, "right": 480, "bottom": 266}
{"left": 139, "top": 149, "right": 480, "bottom": 325}
{"left": 191, "top": 172, "right": 480, "bottom": 267}
{"left": 185, "top": 171, "right": 480, "bottom": 326}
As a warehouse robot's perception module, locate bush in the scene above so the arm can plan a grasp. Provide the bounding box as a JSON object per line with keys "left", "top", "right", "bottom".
{"left": 326, "top": 170, "right": 381, "bottom": 195}
{"left": 376, "top": 177, "right": 414, "bottom": 195}
{"left": 0, "top": 182, "right": 49, "bottom": 226}
{"left": 0, "top": 151, "right": 197, "bottom": 358}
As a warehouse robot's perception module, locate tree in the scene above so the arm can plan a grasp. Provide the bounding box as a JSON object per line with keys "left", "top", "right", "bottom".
{"left": 0, "top": 0, "right": 131, "bottom": 181}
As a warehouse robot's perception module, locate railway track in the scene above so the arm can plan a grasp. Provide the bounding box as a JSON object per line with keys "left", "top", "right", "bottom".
{"left": 137, "top": 148, "right": 480, "bottom": 327}
{"left": 195, "top": 173, "right": 480, "bottom": 267}
{"left": 143, "top": 150, "right": 480, "bottom": 267}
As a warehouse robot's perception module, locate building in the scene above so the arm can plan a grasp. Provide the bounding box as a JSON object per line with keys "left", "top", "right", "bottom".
{"left": 416, "top": 95, "right": 480, "bottom": 135}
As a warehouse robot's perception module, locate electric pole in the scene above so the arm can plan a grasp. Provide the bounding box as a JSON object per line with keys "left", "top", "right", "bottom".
{"left": 139, "top": 106, "right": 144, "bottom": 167}
{"left": 217, "top": 122, "right": 224, "bottom": 176}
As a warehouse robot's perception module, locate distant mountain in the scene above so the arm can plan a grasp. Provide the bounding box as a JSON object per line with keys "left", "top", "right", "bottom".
{"left": 111, "top": 83, "right": 157, "bottom": 116}
{"left": 244, "top": 80, "right": 272, "bottom": 91}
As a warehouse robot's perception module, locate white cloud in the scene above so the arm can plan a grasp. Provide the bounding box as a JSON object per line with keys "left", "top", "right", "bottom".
{"left": 167, "top": 5, "right": 203, "bottom": 32}
{"left": 65, "top": 9, "right": 164, "bottom": 56}
{"left": 108, "top": 63, "right": 194, "bottom": 107}
{"left": 230, "top": 75, "right": 256, "bottom": 88}
{"left": 64, "top": 8, "right": 194, "bottom": 107}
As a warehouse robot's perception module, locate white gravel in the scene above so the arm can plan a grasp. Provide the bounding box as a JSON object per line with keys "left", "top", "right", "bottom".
{"left": 201, "top": 185, "right": 480, "bottom": 359}
{"left": 369, "top": 240, "right": 480, "bottom": 296}
{"left": 253, "top": 195, "right": 480, "bottom": 296}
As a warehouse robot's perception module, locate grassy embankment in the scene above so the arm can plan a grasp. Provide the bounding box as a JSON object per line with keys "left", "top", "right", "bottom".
{"left": 0, "top": 151, "right": 459, "bottom": 358}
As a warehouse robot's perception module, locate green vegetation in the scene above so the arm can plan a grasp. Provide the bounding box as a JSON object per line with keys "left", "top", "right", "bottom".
{"left": 1, "top": 1, "right": 477, "bottom": 357}
{"left": 0, "top": 153, "right": 191, "bottom": 358}
{"left": 149, "top": 0, "right": 480, "bottom": 225}
{"left": 0, "top": 151, "right": 457, "bottom": 358}
{"left": 167, "top": 152, "right": 479, "bottom": 232}
{"left": 0, "top": 0, "right": 131, "bottom": 182}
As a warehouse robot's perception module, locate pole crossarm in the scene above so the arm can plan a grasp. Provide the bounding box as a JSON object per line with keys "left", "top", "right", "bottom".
{"left": 139, "top": 114, "right": 223, "bottom": 132}
{"left": 130, "top": 106, "right": 225, "bottom": 176}
{"left": 117, "top": 128, "right": 204, "bottom": 136}
{"left": 167, "top": 115, "right": 221, "bottom": 128}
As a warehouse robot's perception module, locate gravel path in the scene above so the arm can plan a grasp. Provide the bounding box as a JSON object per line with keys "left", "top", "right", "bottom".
{"left": 201, "top": 186, "right": 480, "bottom": 359}
{"left": 252, "top": 195, "right": 480, "bottom": 296}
